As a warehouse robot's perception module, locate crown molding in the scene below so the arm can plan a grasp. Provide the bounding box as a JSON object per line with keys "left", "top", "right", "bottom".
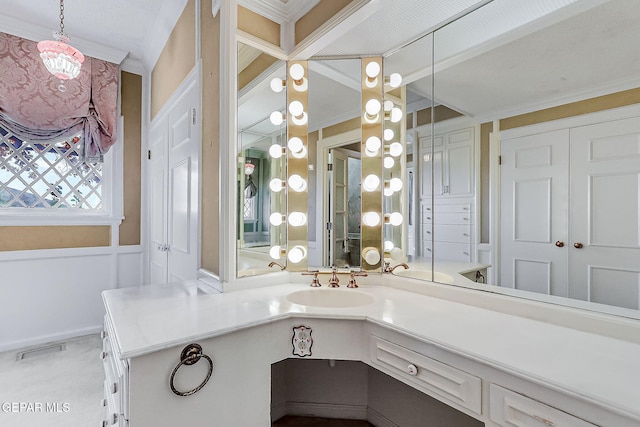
{"left": 212, "top": 0, "right": 222, "bottom": 17}
{"left": 0, "top": 13, "right": 128, "bottom": 64}
{"left": 238, "top": 0, "right": 320, "bottom": 25}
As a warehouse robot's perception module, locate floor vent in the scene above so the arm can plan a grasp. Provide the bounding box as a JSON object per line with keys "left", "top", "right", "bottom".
{"left": 16, "top": 343, "right": 66, "bottom": 361}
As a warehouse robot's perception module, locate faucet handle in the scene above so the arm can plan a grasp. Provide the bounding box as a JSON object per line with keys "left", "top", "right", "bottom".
{"left": 302, "top": 270, "right": 321, "bottom": 287}
{"left": 328, "top": 266, "right": 340, "bottom": 288}
{"left": 347, "top": 270, "right": 368, "bottom": 288}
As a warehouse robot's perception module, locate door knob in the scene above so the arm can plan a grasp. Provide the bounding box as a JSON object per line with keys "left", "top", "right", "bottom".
{"left": 555, "top": 241, "right": 564, "bottom": 247}
{"left": 573, "top": 242, "right": 584, "bottom": 249}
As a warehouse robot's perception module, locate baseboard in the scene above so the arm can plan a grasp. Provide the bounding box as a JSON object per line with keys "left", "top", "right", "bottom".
{"left": 285, "top": 402, "right": 368, "bottom": 420}
{"left": 271, "top": 402, "right": 287, "bottom": 423}
{"left": 367, "top": 406, "right": 399, "bottom": 427}
{"left": 0, "top": 325, "right": 102, "bottom": 353}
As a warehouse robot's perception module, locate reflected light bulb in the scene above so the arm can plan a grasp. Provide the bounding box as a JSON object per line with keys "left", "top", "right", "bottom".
{"left": 362, "top": 247, "right": 381, "bottom": 265}
{"left": 389, "top": 73, "right": 402, "bottom": 88}
{"left": 384, "top": 128, "right": 394, "bottom": 141}
{"left": 288, "top": 137, "right": 303, "bottom": 153}
{"left": 270, "top": 246, "right": 282, "bottom": 260}
{"left": 365, "top": 136, "right": 381, "bottom": 153}
{"left": 269, "top": 144, "right": 284, "bottom": 159}
{"left": 389, "top": 142, "right": 403, "bottom": 157}
{"left": 384, "top": 157, "right": 395, "bottom": 169}
{"left": 270, "top": 111, "right": 284, "bottom": 126}
{"left": 362, "top": 174, "right": 380, "bottom": 192}
{"left": 365, "top": 99, "right": 381, "bottom": 116}
{"left": 288, "top": 212, "right": 307, "bottom": 227}
{"left": 289, "top": 101, "right": 304, "bottom": 117}
{"left": 270, "top": 77, "right": 284, "bottom": 93}
{"left": 384, "top": 100, "right": 394, "bottom": 112}
{"left": 288, "top": 174, "right": 307, "bottom": 192}
{"left": 269, "top": 212, "right": 284, "bottom": 226}
{"left": 269, "top": 178, "right": 284, "bottom": 192}
{"left": 390, "top": 247, "right": 403, "bottom": 260}
{"left": 288, "top": 245, "right": 307, "bottom": 263}
{"left": 384, "top": 187, "right": 394, "bottom": 197}
{"left": 384, "top": 240, "right": 394, "bottom": 251}
{"left": 365, "top": 61, "right": 380, "bottom": 78}
{"left": 389, "top": 177, "right": 403, "bottom": 192}
{"left": 390, "top": 107, "right": 403, "bottom": 123}
{"left": 362, "top": 211, "right": 381, "bottom": 227}
{"left": 289, "top": 63, "right": 304, "bottom": 80}
{"left": 389, "top": 212, "right": 403, "bottom": 226}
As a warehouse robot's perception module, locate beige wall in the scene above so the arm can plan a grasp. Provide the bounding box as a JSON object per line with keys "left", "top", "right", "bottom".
{"left": 0, "top": 226, "right": 111, "bottom": 251}
{"left": 200, "top": 0, "right": 221, "bottom": 274}
{"left": 120, "top": 72, "right": 143, "bottom": 246}
{"left": 150, "top": 0, "right": 196, "bottom": 120}
{"left": 238, "top": 6, "right": 280, "bottom": 46}
{"left": 322, "top": 117, "right": 360, "bottom": 138}
{"left": 238, "top": 53, "right": 278, "bottom": 91}
{"left": 295, "top": 0, "right": 353, "bottom": 45}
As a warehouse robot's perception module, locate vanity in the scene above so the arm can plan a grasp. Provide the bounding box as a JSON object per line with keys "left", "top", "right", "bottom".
{"left": 100, "top": 278, "right": 640, "bottom": 426}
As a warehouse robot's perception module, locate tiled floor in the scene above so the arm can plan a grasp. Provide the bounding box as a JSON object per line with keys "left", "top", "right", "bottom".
{"left": 273, "top": 416, "right": 374, "bottom": 426}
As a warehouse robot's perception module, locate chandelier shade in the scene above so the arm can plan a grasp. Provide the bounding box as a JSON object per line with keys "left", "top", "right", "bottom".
{"left": 38, "top": 0, "right": 84, "bottom": 81}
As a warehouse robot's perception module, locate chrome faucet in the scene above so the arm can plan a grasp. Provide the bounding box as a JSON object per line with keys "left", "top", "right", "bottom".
{"left": 268, "top": 261, "right": 285, "bottom": 270}
{"left": 383, "top": 262, "right": 409, "bottom": 273}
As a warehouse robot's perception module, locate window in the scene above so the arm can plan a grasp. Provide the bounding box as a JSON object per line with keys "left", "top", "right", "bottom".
{"left": 0, "top": 125, "right": 111, "bottom": 220}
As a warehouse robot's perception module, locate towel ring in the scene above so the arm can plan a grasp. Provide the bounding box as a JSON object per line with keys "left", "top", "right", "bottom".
{"left": 170, "top": 343, "right": 213, "bottom": 396}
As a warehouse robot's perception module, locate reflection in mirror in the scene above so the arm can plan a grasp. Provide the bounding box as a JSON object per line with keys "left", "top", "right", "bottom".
{"left": 307, "top": 58, "right": 363, "bottom": 269}
{"left": 404, "top": 0, "right": 640, "bottom": 316}
{"left": 236, "top": 42, "right": 286, "bottom": 277}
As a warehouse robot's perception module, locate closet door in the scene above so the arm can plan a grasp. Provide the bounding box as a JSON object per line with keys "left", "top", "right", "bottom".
{"left": 500, "top": 129, "right": 569, "bottom": 295}
{"left": 569, "top": 117, "right": 640, "bottom": 309}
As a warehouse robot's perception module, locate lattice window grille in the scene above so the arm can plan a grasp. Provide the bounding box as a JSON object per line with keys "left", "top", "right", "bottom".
{"left": 243, "top": 186, "right": 256, "bottom": 220}
{"left": 0, "top": 127, "right": 103, "bottom": 210}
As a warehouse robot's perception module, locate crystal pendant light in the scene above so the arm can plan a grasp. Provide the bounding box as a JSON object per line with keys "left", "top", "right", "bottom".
{"left": 37, "top": 0, "right": 85, "bottom": 88}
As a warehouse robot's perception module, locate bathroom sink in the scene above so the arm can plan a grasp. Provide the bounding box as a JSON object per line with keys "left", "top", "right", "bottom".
{"left": 394, "top": 270, "right": 454, "bottom": 284}
{"left": 286, "top": 289, "right": 374, "bottom": 308}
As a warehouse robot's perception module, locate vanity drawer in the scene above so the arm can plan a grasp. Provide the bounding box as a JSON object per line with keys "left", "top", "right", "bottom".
{"left": 370, "top": 336, "right": 481, "bottom": 414}
{"left": 489, "top": 384, "right": 597, "bottom": 427}
{"left": 422, "top": 212, "right": 472, "bottom": 225}
{"left": 424, "top": 224, "right": 472, "bottom": 243}
{"left": 434, "top": 242, "right": 471, "bottom": 262}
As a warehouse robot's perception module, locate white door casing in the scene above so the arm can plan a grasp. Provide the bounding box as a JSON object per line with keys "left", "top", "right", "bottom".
{"left": 569, "top": 116, "right": 640, "bottom": 309}
{"left": 329, "top": 149, "right": 349, "bottom": 267}
{"left": 500, "top": 129, "right": 569, "bottom": 296}
{"left": 148, "top": 77, "right": 200, "bottom": 285}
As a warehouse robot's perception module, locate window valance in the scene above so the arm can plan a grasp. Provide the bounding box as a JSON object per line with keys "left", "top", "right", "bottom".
{"left": 0, "top": 32, "right": 119, "bottom": 161}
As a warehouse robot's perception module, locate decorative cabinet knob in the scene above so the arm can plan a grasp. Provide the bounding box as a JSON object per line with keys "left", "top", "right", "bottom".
{"left": 407, "top": 364, "right": 418, "bottom": 376}
{"left": 555, "top": 241, "right": 564, "bottom": 247}
{"left": 573, "top": 242, "right": 584, "bottom": 249}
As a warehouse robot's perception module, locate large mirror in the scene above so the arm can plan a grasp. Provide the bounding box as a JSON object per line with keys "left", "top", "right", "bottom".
{"left": 236, "top": 42, "right": 287, "bottom": 277}
{"left": 394, "top": 0, "right": 640, "bottom": 317}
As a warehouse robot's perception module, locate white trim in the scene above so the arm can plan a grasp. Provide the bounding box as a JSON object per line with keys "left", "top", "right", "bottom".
{"left": 489, "top": 120, "right": 501, "bottom": 285}
{"left": 236, "top": 30, "right": 287, "bottom": 60}
{"left": 212, "top": 0, "right": 222, "bottom": 17}
{"left": 0, "top": 246, "right": 114, "bottom": 262}
{"left": 366, "top": 407, "right": 399, "bottom": 427}
{"left": 0, "top": 326, "right": 103, "bottom": 353}
{"left": 0, "top": 13, "right": 128, "bottom": 64}
{"left": 238, "top": 0, "right": 320, "bottom": 25}
{"left": 120, "top": 58, "right": 146, "bottom": 75}
{"left": 285, "top": 402, "right": 368, "bottom": 420}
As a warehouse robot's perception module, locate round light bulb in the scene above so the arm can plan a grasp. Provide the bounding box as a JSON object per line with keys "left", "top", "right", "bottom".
{"left": 390, "top": 247, "right": 403, "bottom": 260}
{"left": 289, "top": 63, "right": 304, "bottom": 80}
{"left": 362, "top": 247, "right": 381, "bottom": 265}
{"left": 365, "top": 136, "right": 381, "bottom": 153}
{"left": 384, "top": 187, "right": 394, "bottom": 197}
{"left": 389, "top": 73, "right": 402, "bottom": 88}
{"left": 270, "top": 246, "right": 282, "bottom": 260}
{"left": 384, "top": 240, "right": 395, "bottom": 251}
{"left": 384, "top": 157, "right": 395, "bottom": 169}
{"left": 389, "top": 212, "right": 403, "bottom": 226}
{"left": 288, "top": 174, "right": 307, "bottom": 192}
{"left": 362, "top": 174, "right": 380, "bottom": 192}
{"left": 269, "top": 144, "right": 284, "bottom": 159}
{"left": 389, "top": 142, "right": 403, "bottom": 157}
{"left": 365, "top": 99, "right": 381, "bottom": 116}
{"left": 270, "top": 111, "right": 284, "bottom": 126}
{"left": 383, "top": 128, "right": 394, "bottom": 141}
{"left": 365, "top": 61, "right": 381, "bottom": 78}
{"left": 390, "top": 107, "right": 403, "bottom": 123}
{"left": 269, "top": 212, "right": 284, "bottom": 226}
{"left": 270, "top": 77, "right": 284, "bottom": 93}
{"left": 289, "top": 101, "right": 304, "bottom": 117}
{"left": 291, "top": 112, "right": 308, "bottom": 126}
{"left": 384, "top": 100, "right": 394, "bottom": 112}
{"left": 389, "top": 177, "right": 403, "bottom": 192}
{"left": 287, "top": 137, "right": 303, "bottom": 153}
{"left": 288, "top": 212, "right": 307, "bottom": 227}
{"left": 269, "top": 178, "right": 284, "bottom": 192}
{"left": 288, "top": 245, "right": 307, "bottom": 264}
{"left": 362, "top": 211, "right": 381, "bottom": 227}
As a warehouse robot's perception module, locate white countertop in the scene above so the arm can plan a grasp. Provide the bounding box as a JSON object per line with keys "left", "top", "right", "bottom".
{"left": 103, "top": 282, "right": 640, "bottom": 421}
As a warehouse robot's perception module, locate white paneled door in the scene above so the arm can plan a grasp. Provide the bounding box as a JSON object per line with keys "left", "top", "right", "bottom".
{"left": 148, "top": 79, "right": 200, "bottom": 285}
{"left": 569, "top": 117, "right": 640, "bottom": 309}
{"left": 500, "top": 129, "right": 570, "bottom": 296}
{"left": 329, "top": 149, "right": 349, "bottom": 267}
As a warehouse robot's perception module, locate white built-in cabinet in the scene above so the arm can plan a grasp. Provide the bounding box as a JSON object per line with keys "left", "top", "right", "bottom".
{"left": 419, "top": 124, "right": 476, "bottom": 262}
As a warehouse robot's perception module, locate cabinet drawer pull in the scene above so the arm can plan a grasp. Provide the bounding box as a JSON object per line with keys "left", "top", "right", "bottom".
{"left": 111, "top": 413, "right": 118, "bottom": 425}
{"left": 100, "top": 351, "right": 107, "bottom": 360}
{"left": 407, "top": 364, "right": 418, "bottom": 376}
{"left": 533, "top": 414, "right": 555, "bottom": 426}
{"left": 101, "top": 330, "right": 107, "bottom": 339}
{"left": 101, "top": 398, "right": 106, "bottom": 407}
{"left": 111, "top": 383, "right": 117, "bottom": 394}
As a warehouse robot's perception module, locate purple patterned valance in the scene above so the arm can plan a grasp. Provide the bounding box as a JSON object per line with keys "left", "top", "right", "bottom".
{"left": 0, "top": 32, "right": 119, "bottom": 161}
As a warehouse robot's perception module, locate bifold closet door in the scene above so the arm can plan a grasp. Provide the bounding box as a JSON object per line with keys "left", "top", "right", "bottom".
{"left": 569, "top": 116, "right": 640, "bottom": 309}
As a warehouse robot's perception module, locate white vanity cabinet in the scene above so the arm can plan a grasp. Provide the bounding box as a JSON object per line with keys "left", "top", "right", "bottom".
{"left": 101, "top": 316, "right": 129, "bottom": 427}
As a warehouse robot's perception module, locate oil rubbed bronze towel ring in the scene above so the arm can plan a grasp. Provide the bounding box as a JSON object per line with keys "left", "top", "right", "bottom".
{"left": 170, "top": 343, "right": 213, "bottom": 396}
